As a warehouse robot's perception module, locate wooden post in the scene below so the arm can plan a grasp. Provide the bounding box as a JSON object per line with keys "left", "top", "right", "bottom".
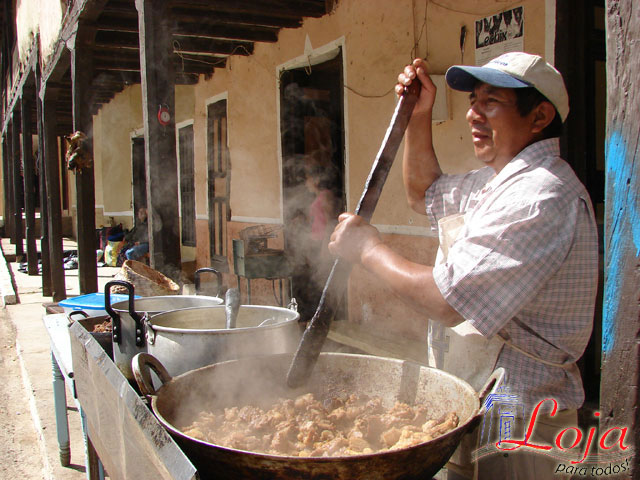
{"left": 21, "top": 92, "right": 39, "bottom": 275}
{"left": 1, "top": 136, "right": 10, "bottom": 239}
{"left": 70, "top": 28, "right": 98, "bottom": 294}
{"left": 5, "top": 122, "right": 15, "bottom": 243}
{"left": 35, "top": 59, "right": 52, "bottom": 296}
{"left": 602, "top": 1, "right": 639, "bottom": 477}
{"left": 11, "top": 112, "right": 24, "bottom": 260}
{"left": 41, "top": 88, "right": 67, "bottom": 302}
{"left": 4, "top": 125, "right": 15, "bottom": 243}
{"left": 136, "top": 0, "right": 182, "bottom": 280}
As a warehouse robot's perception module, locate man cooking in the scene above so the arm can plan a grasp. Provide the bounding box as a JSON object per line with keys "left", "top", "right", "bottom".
{"left": 327, "top": 52, "right": 598, "bottom": 479}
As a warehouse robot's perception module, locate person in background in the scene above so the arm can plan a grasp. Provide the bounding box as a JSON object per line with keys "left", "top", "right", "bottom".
{"left": 124, "top": 207, "right": 149, "bottom": 261}
{"left": 291, "top": 164, "right": 340, "bottom": 319}
{"left": 327, "top": 52, "right": 598, "bottom": 479}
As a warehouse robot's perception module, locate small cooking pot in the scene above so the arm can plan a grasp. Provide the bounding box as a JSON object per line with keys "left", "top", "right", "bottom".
{"left": 104, "top": 279, "right": 225, "bottom": 381}
{"left": 133, "top": 352, "right": 504, "bottom": 480}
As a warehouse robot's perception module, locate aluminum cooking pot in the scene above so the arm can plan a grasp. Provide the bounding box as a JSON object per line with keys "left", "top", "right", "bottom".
{"left": 133, "top": 352, "right": 504, "bottom": 480}
{"left": 143, "top": 304, "right": 302, "bottom": 378}
{"left": 104, "top": 280, "right": 225, "bottom": 381}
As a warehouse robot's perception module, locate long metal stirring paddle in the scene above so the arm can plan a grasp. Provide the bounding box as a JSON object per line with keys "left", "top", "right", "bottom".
{"left": 286, "top": 80, "right": 421, "bottom": 388}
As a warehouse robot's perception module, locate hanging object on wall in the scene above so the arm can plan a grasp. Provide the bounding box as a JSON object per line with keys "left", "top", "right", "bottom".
{"left": 65, "top": 131, "right": 92, "bottom": 173}
{"left": 157, "top": 104, "right": 171, "bottom": 126}
{"left": 474, "top": 6, "right": 524, "bottom": 65}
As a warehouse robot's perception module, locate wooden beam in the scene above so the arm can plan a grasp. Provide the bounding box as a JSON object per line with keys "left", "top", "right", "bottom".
{"left": 70, "top": 25, "right": 99, "bottom": 294}
{"left": 95, "top": 30, "right": 139, "bottom": 49}
{"left": 10, "top": 112, "right": 24, "bottom": 259}
{"left": 20, "top": 93, "right": 39, "bottom": 274}
{"left": 92, "top": 48, "right": 223, "bottom": 75}
{"left": 169, "top": 8, "right": 303, "bottom": 29}
{"left": 101, "top": 0, "right": 137, "bottom": 16}
{"left": 173, "top": 21, "right": 279, "bottom": 43}
{"left": 5, "top": 121, "right": 16, "bottom": 243}
{"left": 92, "top": 70, "right": 140, "bottom": 86}
{"left": 601, "top": 1, "right": 640, "bottom": 477}
{"left": 95, "top": 14, "right": 139, "bottom": 33}
{"left": 35, "top": 50, "right": 52, "bottom": 296}
{"left": 95, "top": 30, "right": 255, "bottom": 57}
{"left": 170, "top": 0, "right": 328, "bottom": 19}
{"left": 172, "top": 36, "right": 254, "bottom": 56}
{"left": 93, "top": 48, "right": 141, "bottom": 64}
{"left": 137, "top": 0, "right": 182, "bottom": 279}
{"left": 42, "top": 89, "right": 67, "bottom": 301}
{"left": 1, "top": 137, "right": 11, "bottom": 240}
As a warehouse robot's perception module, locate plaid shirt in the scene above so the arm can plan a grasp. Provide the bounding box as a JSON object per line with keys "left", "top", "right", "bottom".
{"left": 425, "top": 138, "right": 598, "bottom": 410}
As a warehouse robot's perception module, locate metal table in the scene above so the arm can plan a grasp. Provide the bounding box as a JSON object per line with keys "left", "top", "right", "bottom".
{"left": 44, "top": 313, "right": 197, "bottom": 480}
{"left": 43, "top": 313, "right": 105, "bottom": 479}
{"left": 67, "top": 317, "right": 197, "bottom": 480}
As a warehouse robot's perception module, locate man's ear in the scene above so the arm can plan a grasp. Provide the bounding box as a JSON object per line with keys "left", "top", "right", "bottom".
{"left": 531, "top": 101, "right": 557, "bottom": 133}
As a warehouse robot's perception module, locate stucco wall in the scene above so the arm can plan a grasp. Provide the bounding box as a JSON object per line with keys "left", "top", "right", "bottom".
{"left": 192, "top": 0, "right": 549, "bottom": 228}
{"left": 90, "top": 84, "right": 195, "bottom": 227}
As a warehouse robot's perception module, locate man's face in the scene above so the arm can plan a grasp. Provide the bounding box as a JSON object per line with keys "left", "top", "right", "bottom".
{"left": 466, "top": 83, "right": 537, "bottom": 172}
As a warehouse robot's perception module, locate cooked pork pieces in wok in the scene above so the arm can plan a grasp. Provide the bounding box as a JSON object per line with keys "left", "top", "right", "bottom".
{"left": 180, "top": 392, "right": 459, "bottom": 457}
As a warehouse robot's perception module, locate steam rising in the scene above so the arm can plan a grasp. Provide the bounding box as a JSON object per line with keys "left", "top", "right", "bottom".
{"left": 280, "top": 81, "right": 344, "bottom": 321}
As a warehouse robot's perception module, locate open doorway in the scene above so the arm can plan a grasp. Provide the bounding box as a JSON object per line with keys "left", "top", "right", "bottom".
{"left": 280, "top": 49, "right": 346, "bottom": 321}
{"left": 555, "top": 0, "right": 605, "bottom": 417}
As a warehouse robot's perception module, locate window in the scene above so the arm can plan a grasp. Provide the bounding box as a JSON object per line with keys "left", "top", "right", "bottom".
{"left": 207, "top": 100, "right": 230, "bottom": 271}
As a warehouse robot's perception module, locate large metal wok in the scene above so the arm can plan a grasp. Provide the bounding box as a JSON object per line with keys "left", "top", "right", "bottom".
{"left": 133, "top": 352, "right": 504, "bottom": 480}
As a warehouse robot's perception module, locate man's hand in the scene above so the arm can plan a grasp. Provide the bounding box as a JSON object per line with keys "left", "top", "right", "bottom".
{"left": 328, "top": 213, "right": 383, "bottom": 265}
{"left": 395, "top": 58, "right": 437, "bottom": 116}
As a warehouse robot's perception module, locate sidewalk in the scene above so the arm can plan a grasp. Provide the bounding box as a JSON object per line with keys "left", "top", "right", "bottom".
{"left": 0, "top": 237, "right": 120, "bottom": 479}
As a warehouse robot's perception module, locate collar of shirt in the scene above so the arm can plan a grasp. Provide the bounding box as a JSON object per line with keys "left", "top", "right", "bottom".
{"left": 466, "top": 138, "right": 560, "bottom": 210}
{"left": 490, "top": 137, "right": 561, "bottom": 191}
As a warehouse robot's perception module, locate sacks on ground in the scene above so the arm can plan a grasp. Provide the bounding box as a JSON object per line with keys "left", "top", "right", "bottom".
{"left": 104, "top": 240, "right": 124, "bottom": 267}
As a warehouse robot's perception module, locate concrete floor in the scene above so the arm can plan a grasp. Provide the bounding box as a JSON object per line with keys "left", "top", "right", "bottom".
{"left": 0, "top": 237, "right": 120, "bottom": 479}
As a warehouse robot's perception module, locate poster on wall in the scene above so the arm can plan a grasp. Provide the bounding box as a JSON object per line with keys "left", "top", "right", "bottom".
{"left": 475, "top": 6, "right": 524, "bottom": 65}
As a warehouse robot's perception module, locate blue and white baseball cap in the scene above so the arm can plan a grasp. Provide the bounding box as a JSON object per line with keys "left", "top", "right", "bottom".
{"left": 445, "top": 52, "right": 569, "bottom": 122}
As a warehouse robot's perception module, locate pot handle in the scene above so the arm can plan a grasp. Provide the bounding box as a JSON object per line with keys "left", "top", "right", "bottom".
{"left": 66, "top": 309, "right": 90, "bottom": 325}
{"left": 143, "top": 313, "right": 156, "bottom": 345}
{"left": 476, "top": 367, "right": 506, "bottom": 414}
{"left": 194, "top": 267, "right": 223, "bottom": 298}
{"left": 288, "top": 297, "right": 298, "bottom": 313}
{"left": 132, "top": 352, "right": 173, "bottom": 397}
{"left": 105, "top": 280, "right": 144, "bottom": 347}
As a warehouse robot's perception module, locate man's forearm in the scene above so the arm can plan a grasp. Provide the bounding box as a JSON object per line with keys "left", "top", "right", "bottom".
{"left": 360, "top": 242, "right": 464, "bottom": 327}
{"left": 403, "top": 111, "right": 442, "bottom": 214}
